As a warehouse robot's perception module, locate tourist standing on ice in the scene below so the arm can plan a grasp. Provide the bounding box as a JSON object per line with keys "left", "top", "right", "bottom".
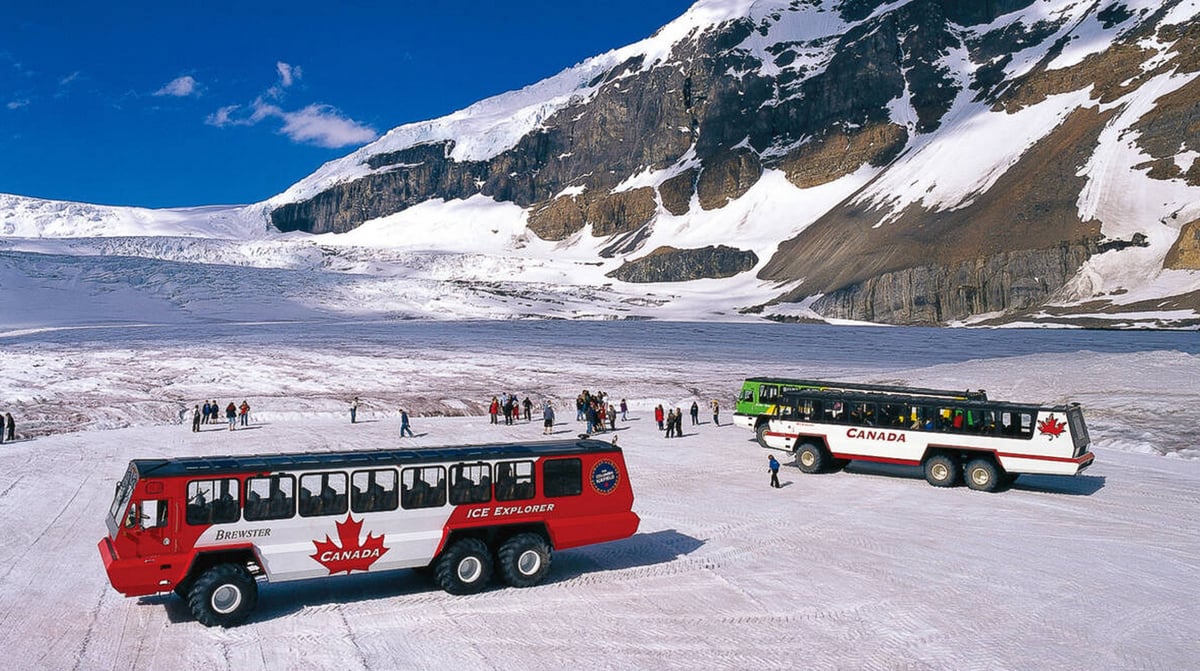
{"left": 522, "top": 397, "right": 532, "bottom": 422}
{"left": 674, "top": 408, "right": 684, "bottom": 437}
{"left": 3, "top": 413, "right": 10, "bottom": 442}
{"left": 239, "top": 400, "right": 250, "bottom": 427}
{"left": 489, "top": 396, "right": 500, "bottom": 424}
{"left": 192, "top": 405, "right": 201, "bottom": 432}
{"left": 225, "top": 402, "right": 237, "bottom": 431}
{"left": 665, "top": 409, "right": 676, "bottom": 438}
{"left": 399, "top": 408, "right": 414, "bottom": 437}
{"left": 690, "top": 401, "right": 700, "bottom": 425}
{"left": 768, "top": 455, "right": 781, "bottom": 488}
{"left": 504, "top": 395, "right": 516, "bottom": 425}
{"left": 542, "top": 401, "right": 555, "bottom": 435}
{"left": 0, "top": 412, "right": 6, "bottom": 444}
{"left": 585, "top": 403, "right": 598, "bottom": 434}
{"left": 654, "top": 404, "right": 665, "bottom": 431}
{"left": 608, "top": 404, "right": 617, "bottom": 431}
{"left": 201, "top": 400, "right": 210, "bottom": 425}
{"left": 711, "top": 399, "right": 720, "bottom": 426}
{"left": 350, "top": 397, "right": 360, "bottom": 423}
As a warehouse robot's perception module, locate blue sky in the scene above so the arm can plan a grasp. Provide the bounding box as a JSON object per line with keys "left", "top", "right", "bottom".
{"left": 1, "top": 1, "right": 694, "bottom": 208}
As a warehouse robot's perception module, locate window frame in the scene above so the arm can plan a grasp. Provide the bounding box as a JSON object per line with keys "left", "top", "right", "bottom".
{"left": 543, "top": 458, "right": 583, "bottom": 498}
{"left": 186, "top": 477, "right": 241, "bottom": 526}
{"left": 495, "top": 460, "right": 536, "bottom": 502}
{"left": 401, "top": 466, "right": 447, "bottom": 510}
{"left": 449, "top": 462, "right": 492, "bottom": 505}
{"left": 244, "top": 474, "right": 296, "bottom": 522}
{"left": 351, "top": 468, "right": 400, "bottom": 514}
{"left": 299, "top": 471, "right": 349, "bottom": 518}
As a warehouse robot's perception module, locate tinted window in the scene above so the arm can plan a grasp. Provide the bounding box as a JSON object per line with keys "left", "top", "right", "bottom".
{"left": 495, "top": 460, "right": 535, "bottom": 501}
{"left": 401, "top": 466, "right": 446, "bottom": 509}
{"left": 299, "top": 472, "right": 349, "bottom": 517}
{"left": 244, "top": 475, "right": 295, "bottom": 521}
{"left": 543, "top": 458, "right": 582, "bottom": 498}
{"left": 352, "top": 469, "right": 399, "bottom": 513}
{"left": 186, "top": 478, "right": 241, "bottom": 525}
{"left": 449, "top": 463, "right": 491, "bottom": 505}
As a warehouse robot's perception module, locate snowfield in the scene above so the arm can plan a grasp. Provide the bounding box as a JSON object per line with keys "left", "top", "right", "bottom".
{"left": 0, "top": 321, "right": 1197, "bottom": 669}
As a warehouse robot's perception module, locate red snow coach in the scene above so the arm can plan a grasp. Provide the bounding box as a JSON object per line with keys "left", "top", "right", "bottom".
{"left": 99, "top": 438, "right": 639, "bottom": 627}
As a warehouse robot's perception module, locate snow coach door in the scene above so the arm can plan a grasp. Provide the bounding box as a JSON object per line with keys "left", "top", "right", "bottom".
{"left": 125, "top": 496, "right": 177, "bottom": 558}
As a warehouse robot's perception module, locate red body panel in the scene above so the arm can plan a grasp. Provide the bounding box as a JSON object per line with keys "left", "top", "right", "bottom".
{"left": 101, "top": 445, "right": 639, "bottom": 598}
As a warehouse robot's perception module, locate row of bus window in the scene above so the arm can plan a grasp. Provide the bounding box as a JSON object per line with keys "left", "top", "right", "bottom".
{"left": 779, "top": 398, "right": 1035, "bottom": 438}
{"left": 745, "top": 384, "right": 799, "bottom": 405}
{"left": 185, "top": 458, "right": 584, "bottom": 526}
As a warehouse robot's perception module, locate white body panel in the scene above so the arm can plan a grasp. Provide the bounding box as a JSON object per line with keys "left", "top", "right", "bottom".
{"left": 763, "top": 409, "right": 1092, "bottom": 477}
{"left": 732, "top": 413, "right": 757, "bottom": 430}
{"left": 193, "top": 506, "right": 454, "bottom": 583}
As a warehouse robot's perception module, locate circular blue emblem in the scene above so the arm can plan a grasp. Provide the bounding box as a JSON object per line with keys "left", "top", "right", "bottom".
{"left": 591, "top": 460, "right": 619, "bottom": 495}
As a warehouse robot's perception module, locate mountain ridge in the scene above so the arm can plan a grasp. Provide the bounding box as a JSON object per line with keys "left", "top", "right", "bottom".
{"left": 3, "top": 0, "right": 1199, "bottom": 328}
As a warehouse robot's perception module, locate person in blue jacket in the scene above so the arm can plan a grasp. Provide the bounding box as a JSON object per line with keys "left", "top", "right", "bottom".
{"left": 399, "top": 408, "right": 414, "bottom": 437}
{"left": 768, "top": 455, "right": 781, "bottom": 488}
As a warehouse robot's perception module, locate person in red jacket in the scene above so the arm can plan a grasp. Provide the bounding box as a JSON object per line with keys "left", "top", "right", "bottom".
{"left": 489, "top": 397, "right": 500, "bottom": 424}
{"left": 654, "top": 404, "right": 665, "bottom": 431}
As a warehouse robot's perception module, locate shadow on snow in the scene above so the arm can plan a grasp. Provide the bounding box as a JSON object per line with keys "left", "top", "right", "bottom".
{"left": 147, "top": 529, "right": 704, "bottom": 625}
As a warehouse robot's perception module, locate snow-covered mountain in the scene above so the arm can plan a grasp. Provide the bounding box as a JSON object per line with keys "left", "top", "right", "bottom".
{"left": 3, "top": 0, "right": 1200, "bottom": 329}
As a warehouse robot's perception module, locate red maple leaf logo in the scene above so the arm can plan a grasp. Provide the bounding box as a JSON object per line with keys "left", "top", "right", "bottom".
{"left": 310, "top": 514, "right": 389, "bottom": 575}
{"left": 1037, "top": 414, "right": 1067, "bottom": 439}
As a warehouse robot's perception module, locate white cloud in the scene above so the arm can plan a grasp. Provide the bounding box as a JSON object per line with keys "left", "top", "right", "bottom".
{"left": 205, "top": 104, "right": 243, "bottom": 127}
{"left": 277, "top": 104, "right": 378, "bottom": 148}
{"left": 249, "top": 97, "right": 280, "bottom": 123}
{"left": 267, "top": 62, "right": 302, "bottom": 100}
{"left": 276, "top": 62, "right": 300, "bottom": 88}
{"left": 154, "top": 75, "right": 199, "bottom": 97}
{"left": 6, "top": 99, "right": 29, "bottom": 110}
{"left": 206, "top": 64, "right": 376, "bottom": 148}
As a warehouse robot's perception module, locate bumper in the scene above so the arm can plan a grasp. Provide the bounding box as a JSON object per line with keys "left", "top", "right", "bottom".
{"left": 98, "top": 537, "right": 183, "bottom": 597}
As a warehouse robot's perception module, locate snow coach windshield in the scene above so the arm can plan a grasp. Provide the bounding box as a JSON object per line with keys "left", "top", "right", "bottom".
{"left": 107, "top": 465, "right": 138, "bottom": 536}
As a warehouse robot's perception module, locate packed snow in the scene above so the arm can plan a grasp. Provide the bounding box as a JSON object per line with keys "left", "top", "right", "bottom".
{"left": 0, "top": 320, "right": 1198, "bottom": 669}
{"left": 2, "top": 3, "right": 1198, "bottom": 664}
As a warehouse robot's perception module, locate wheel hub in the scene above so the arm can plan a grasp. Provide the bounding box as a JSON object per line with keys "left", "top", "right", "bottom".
{"left": 211, "top": 584, "right": 242, "bottom": 614}
{"left": 457, "top": 556, "right": 483, "bottom": 583}
{"left": 516, "top": 549, "right": 542, "bottom": 576}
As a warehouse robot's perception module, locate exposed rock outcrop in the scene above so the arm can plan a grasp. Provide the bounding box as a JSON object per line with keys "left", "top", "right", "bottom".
{"left": 806, "top": 240, "right": 1097, "bottom": 324}
{"left": 659, "top": 169, "right": 698, "bottom": 216}
{"left": 608, "top": 245, "right": 758, "bottom": 283}
{"left": 761, "top": 105, "right": 1110, "bottom": 322}
{"left": 1165, "top": 219, "right": 1200, "bottom": 270}
{"left": 780, "top": 123, "right": 907, "bottom": 189}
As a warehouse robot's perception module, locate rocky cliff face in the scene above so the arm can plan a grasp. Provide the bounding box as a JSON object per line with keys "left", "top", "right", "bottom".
{"left": 264, "top": 0, "right": 1200, "bottom": 326}
{"left": 606, "top": 245, "right": 758, "bottom": 283}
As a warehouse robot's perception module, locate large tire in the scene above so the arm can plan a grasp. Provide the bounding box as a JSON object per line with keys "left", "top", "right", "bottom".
{"left": 497, "top": 533, "right": 552, "bottom": 588}
{"left": 187, "top": 563, "right": 257, "bottom": 627}
{"left": 434, "top": 538, "right": 493, "bottom": 595}
{"left": 794, "top": 442, "right": 827, "bottom": 474}
{"left": 755, "top": 423, "right": 770, "bottom": 448}
{"left": 172, "top": 577, "right": 193, "bottom": 600}
{"left": 923, "top": 454, "right": 961, "bottom": 487}
{"left": 964, "top": 457, "right": 1002, "bottom": 492}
